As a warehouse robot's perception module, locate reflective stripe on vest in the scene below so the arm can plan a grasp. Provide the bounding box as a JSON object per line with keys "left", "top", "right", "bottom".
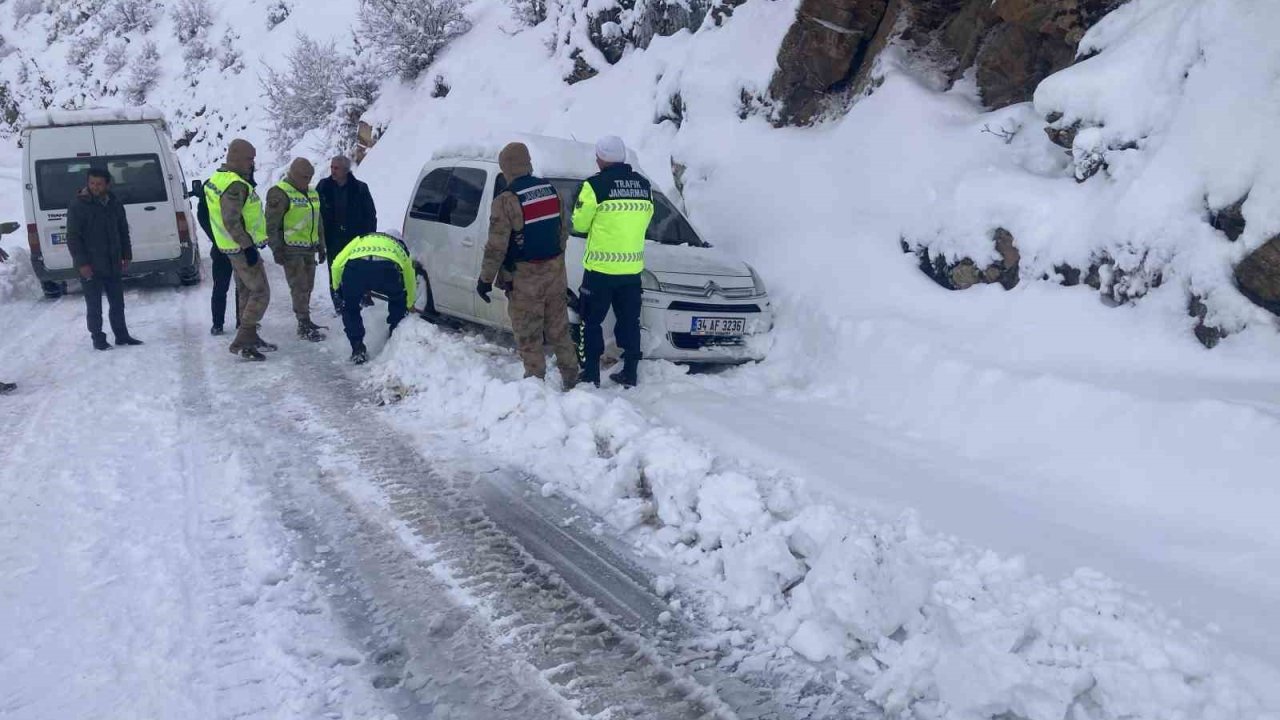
{"left": 583, "top": 198, "right": 651, "bottom": 275}
{"left": 275, "top": 180, "right": 320, "bottom": 248}
{"left": 205, "top": 171, "right": 266, "bottom": 253}
{"left": 509, "top": 175, "right": 562, "bottom": 263}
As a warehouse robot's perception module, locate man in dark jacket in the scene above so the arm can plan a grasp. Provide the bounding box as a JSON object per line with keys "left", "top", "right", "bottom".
{"left": 317, "top": 155, "right": 377, "bottom": 311}
{"left": 66, "top": 168, "right": 142, "bottom": 351}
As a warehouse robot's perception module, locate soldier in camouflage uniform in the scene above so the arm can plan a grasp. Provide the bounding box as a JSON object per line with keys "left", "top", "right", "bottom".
{"left": 477, "top": 142, "right": 579, "bottom": 390}
{"left": 266, "top": 157, "right": 327, "bottom": 342}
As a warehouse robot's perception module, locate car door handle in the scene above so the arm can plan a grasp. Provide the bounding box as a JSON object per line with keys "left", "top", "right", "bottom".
{"left": 143, "top": 206, "right": 157, "bottom": 211}
{"left": 460, "top": 236, "right": 475, "bottom": 247}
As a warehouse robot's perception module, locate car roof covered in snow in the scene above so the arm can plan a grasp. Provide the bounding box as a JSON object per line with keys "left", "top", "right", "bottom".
{"left": 431, "top": 134, "right": 643, "bottom": 180}
{"left": 23, "top": 106, "right": 167, "bottom": 130}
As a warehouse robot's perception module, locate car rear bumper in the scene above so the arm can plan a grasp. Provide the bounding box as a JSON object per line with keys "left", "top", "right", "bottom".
{"left": 640, "top": 295, "right": 774, "bottom": 364}
{"left": 31, "top": 244, "right": 198, "bottom": 282}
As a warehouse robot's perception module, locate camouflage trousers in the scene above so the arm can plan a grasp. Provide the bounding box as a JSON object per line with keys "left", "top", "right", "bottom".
{"left": 281, "top": 253, "right": 317, "bottom": 323}
{"left": 228, "top": 252, "right": 270, "bottom": 349}
{"left": 509, "top": 258, "right": 579, "bottom": 387}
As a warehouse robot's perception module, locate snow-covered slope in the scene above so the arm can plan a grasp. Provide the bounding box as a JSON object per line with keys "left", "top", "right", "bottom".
{"left": 1, "top": 0, "right": 1278, "bottom": 718}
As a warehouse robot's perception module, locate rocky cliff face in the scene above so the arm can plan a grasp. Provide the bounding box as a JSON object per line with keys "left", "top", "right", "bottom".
{"left": 766, "top": 0, "right": 1126, "bottom": 125}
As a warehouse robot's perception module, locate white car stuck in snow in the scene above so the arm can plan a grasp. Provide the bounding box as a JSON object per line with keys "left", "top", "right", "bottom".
{"left": 400, "top": 136, "right": 773, "bottom": 363}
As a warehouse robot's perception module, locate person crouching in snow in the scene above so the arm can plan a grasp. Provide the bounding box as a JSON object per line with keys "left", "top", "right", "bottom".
{"left": 266, "top": 158, "right": 328, "bottom": 343}
{"left": 329, "top": 229, "right": 416, "bottom": 364}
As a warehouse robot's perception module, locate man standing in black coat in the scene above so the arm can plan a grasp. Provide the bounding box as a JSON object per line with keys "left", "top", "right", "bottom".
{"left": 317, "top": 155, "right": 377, "bottom": 312}
{"left": 66, "top": 168, "right": 142, "bottom": 351}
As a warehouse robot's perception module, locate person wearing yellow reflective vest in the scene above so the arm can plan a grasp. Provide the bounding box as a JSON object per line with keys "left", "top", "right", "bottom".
{"left": 206, "top": 138, "right": 274, "bottom": 361}
{"left": 572, "top": 135, "right": 654, "bottom": 388}
{"left": 329, "top": 230, "right": 416, "bottom": 365}
{"left": 266, "top": 157, "right": 328, "bottom": 343}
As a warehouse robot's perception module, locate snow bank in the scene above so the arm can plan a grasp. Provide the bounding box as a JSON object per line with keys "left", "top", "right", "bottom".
{"left": 433, "top": 133, "right": 643, "bottom": 180}
{"left": 371, "top": 322, "right": 1272, "bottom": 719}
{"left": 0, "top": 248, "right": 39, "bottom": 303}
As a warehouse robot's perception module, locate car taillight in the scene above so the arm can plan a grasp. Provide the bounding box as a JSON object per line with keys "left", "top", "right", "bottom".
{"left": 176, "top": 212, "right": 191, "bottom": 246}
{"left": 26, "top": 224, "right": 41, "bottom": 258}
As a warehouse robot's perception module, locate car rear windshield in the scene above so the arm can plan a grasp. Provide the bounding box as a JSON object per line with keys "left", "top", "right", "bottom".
{"left": 547, "top": 178, "right": 705, "bottom": 247}
{"left": 35, "top": 154, "right": 167, "bottom": 211}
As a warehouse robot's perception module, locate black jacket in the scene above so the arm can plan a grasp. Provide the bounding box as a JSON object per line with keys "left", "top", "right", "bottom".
{"left": 317, "top": 174, "right": 377, "bottom": 252}
{"left": 66, "top": 190, "right": 131, "bottom": 277}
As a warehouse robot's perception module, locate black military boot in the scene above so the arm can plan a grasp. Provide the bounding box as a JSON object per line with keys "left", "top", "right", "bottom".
{"left": 254, "top": 335, "right": 279, "bottom": 352}
{"left": 210, "top": 325, "right": 224, "bottom": 336}
{"left": 609, "top": 361, "right": 638, "bottom": 389}
{"left": 351, "top": 344, "right": 369, "bottom": 365}
{"left": 298, "top": 319, "right": 326, "bottom": 342}
{"left": 92, "top": 334, "right": 112, "bottom": 351}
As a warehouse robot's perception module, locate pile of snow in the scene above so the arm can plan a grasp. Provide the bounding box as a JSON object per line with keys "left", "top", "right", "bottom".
{"left": 370, "top": 322, "right": 1271, "bottom": 719}
{"left": 23, "top": 105, "right": 167, "bottom": 128}
{"left": 433, "top": 134, "right": 641, "bottom": 182}
{"left": 0, "top": 247, "right": 39, "bottom": 302}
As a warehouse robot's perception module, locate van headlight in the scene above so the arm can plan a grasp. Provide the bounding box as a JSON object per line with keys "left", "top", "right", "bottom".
{"left": 641, "top": 269, "right": 661, "bottom": 291}
{"left": 747, "top": 264, "right": 767, "bottom": 296}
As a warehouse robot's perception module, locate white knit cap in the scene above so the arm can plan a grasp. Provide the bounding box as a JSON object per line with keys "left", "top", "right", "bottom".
{"left": 595, "top": 135, "right": 627, "bottom": 164}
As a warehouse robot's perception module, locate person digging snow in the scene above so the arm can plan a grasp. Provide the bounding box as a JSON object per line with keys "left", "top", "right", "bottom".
{"left": 329, "top": 229, "right": 416, "bottom": 365}
{"left": 266, "top": 157, "right": 328, "bottom": 343}
{"left": 205, "top": 139, "right": 276, "bottom": 361}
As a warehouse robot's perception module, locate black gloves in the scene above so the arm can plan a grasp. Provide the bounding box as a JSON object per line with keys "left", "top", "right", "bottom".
{"left": 476, "top": 279, "right": 493, "bottom": 304}
{"left": 244, "top": 246, "right": 260, "bottom": 267}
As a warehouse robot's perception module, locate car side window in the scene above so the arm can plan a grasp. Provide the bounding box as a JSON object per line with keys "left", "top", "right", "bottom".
{"left": 443, "top": 167, "right": 486, "bottom": 229}
{"left": 410, "top": 168, "right": 452, "bottom": 222}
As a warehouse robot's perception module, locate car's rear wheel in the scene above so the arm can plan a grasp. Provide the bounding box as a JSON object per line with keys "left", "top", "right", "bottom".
{"left": 41, "top": 280, "right": 65, "bottom": 299}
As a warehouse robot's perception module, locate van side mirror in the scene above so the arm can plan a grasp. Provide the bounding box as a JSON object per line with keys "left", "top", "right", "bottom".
{"left": 0, "top": 221, "right": 19, "bottom": 235}
{"left": 188, "top": 179, "right": 203, "bottom": 199}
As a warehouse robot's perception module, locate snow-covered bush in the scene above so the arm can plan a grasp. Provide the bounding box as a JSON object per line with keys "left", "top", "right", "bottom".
{"left": 323, "top": 37, "right": 383, "bottom": 156}
{"left": 171, "top": 0, "right": 213, "bottom": 42}
{"left": 102, "top": 40, "right": 129, "bottom": 76}
{"left": 102, "top": 0, "right": 160, "bottom": 34}
{"left": 358, "top": 0, "right": 472, "bottom": 81}
{"left": 0, "top": 82, "right": 21, "bottom": 137}
{"left": 266, "top": 0, "right": 291, "bottom": 30}
{"left": 125, "top": 40, "right": 160, "bottom": 104}
{"left": 65, "top": 33, "right": 103, "bottom": 77}
{"left": 218, "top": 29, "right": 244, "bottom": 73}
{"left": 262, "top": 33, "right": 344, "bottom": 157}
{"left": 509, "top": 0, "right": 548, "bottom": 27}
{"left": 12, "top": 0, "right": 42, "bottom": 26}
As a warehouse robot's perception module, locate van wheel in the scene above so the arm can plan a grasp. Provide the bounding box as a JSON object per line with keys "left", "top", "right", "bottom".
{"left": 41, "top": 281, "right": 66, "bottom": 299}
{"left": 413, "top": 265, "right": 436, "bottom": 318}
{"left": 179, "top": 270, "right": 202, "bottom": 286}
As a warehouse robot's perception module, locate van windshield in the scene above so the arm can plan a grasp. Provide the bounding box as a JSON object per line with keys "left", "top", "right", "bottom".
{"left": 547, "top": 178, "right": 705, "bottom": 247}
{"left": 35, "top": 154, "right": 168, "bottom": 211}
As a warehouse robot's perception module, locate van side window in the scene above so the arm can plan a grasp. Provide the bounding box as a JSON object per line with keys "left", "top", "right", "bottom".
{"left": 443, "top": 167, "right": 486, "bottom": 229}
{"left": 35, "top": 154, "right": 167, "bottom": 211}
{"left": 410, "top": 168, "right": 452, "bottom": 222}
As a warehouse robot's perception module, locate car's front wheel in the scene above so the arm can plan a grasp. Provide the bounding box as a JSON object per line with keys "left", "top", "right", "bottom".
{"left": 413, "top": 265, "right": 436, "bottom": 318}
{"left": 41, "top": 280, "right": 65, "bottom": 299}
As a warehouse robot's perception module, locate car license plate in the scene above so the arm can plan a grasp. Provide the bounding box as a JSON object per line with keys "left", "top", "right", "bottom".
{"left": 51, "top": 232, "right": 66, "bottom": 245}
{"left": 691, "top": 317, "right": 745, "bottom": 336}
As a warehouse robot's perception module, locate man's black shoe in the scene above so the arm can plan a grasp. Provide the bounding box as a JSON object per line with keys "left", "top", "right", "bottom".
{"left": 115, "top": 336, "right": 144, "bottom": 346}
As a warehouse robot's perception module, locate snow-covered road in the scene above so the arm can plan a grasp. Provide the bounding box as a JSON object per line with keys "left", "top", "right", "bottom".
{"left": 0, "top": 266, "right": 877, "bottom": 719}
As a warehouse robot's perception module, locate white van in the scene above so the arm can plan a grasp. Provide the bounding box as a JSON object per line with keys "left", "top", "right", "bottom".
{"left": 21, "top": 107, "right": 200, "bottom": 296}
{"left": 400, "top": 136, "right": 773, "bottom": 364}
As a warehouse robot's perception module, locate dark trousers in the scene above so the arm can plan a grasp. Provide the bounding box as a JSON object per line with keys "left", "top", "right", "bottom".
{"left": 579, "top": 270, "right": 642, "bottom": 379}
{"left": 339, "top": 258, "right": 406, "bottom": 351}
{"left": 326, "top": 236, "right": 353, "bottom": 312}
{"left": 81, "top": 275, "right": 128, "bottom": 341}
{"left": 210, "top": 246, "right": 237, "bottom": 329}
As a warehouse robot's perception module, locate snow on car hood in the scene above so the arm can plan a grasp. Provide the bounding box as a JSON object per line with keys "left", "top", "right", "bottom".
{"left": 645, "top": 243, "right": 753, "bottom": 286}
